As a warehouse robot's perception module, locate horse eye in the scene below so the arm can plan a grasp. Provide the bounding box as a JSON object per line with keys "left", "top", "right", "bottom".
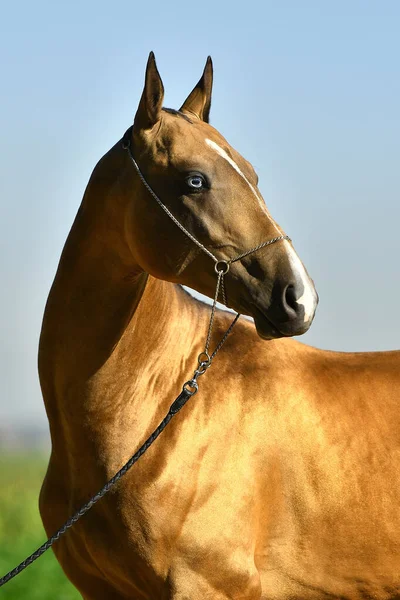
{"left": 186, "top": 174, "right": 205, "bottom": 190}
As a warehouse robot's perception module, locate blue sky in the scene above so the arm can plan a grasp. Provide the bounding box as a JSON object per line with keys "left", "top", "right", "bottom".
{"left": 1, "top": 1, "right": 399, "bottom": 427}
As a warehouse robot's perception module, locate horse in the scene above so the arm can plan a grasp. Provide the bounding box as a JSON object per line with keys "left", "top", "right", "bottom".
{"left": 39, "top": 53, "right": 400, "bottom": 600}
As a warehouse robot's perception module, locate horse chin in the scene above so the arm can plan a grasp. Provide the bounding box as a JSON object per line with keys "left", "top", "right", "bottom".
{"left": 251, "top": 304, "right": 313, "bottom": 340}
{"left": 252, "top": 313, "right": 286, "bottom": 341}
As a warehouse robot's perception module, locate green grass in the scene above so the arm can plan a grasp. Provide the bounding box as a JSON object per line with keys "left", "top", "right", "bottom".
{"left": 0, "top": 453, "right": 81, "bottom": 599}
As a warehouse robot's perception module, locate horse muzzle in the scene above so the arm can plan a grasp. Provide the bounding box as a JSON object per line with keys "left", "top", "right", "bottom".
{"left": 251, "top": 276, "right": 319, "bottom": 339}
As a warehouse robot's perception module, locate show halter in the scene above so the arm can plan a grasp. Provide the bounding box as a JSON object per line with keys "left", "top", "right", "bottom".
{"left": 122, "top": 126, "right": 289, "bottom": 394}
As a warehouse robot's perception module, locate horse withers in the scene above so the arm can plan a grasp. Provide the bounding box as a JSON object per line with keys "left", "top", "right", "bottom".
{"left": 39, "top": 53, "right": 400, "bottom": 599}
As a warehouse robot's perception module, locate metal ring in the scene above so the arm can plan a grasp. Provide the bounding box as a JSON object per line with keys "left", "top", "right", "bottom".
{"left": 122, "top": 139, "right": 130, "bottom": 150}
{"left": 214, "top": 260, "right": 230, "bottom": 275}
{"left": 197, "top": 352, "right": 211, "bottom": 369}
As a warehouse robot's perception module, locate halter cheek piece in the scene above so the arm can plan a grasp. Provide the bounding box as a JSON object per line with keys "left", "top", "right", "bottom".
{"left": 0, "top": 129, "right": 290, "bottom": 588}
{"left": 122, "top": 126, "right": 290, "bottom": 394}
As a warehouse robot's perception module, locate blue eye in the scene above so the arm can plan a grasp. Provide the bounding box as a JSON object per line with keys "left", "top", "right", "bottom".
{"left": 186, "top": 174, "right": 205, "bottom": 190}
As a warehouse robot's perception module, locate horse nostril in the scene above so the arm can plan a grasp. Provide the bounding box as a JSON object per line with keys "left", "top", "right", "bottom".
{"left": 284, "top": 284, "right": 298, "bottom": 313}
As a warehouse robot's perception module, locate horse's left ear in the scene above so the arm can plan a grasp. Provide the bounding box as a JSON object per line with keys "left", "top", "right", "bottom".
{"left": 180, "top": 56, "right": 213, "bottom": 123}
{"left": 134, "top": 51, "right": 164, "bottom": 133}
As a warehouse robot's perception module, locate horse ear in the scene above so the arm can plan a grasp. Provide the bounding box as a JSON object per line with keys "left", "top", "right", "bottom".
{"left": 180, "top": 56, "right": 213, "bottom": 123}
{"left": 134, "top": 52, "right": 164, "bottom": 132}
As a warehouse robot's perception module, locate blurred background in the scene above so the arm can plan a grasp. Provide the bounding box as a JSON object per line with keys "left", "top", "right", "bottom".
{"left": 1, "top": 0, "right": 399, "bottom": 597}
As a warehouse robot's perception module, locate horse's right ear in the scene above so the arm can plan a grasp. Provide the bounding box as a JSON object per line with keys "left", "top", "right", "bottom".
{"left": 133, "top": 52, "right": 164, "bottom": 133}
{"left": 180, "top": 56, "right": 213, "bottom": 122}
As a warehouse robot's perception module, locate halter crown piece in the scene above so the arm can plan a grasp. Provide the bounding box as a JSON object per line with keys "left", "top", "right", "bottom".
{"left": 122, "top": 126, "right": 290, "bottom": 396}
{"left": 0, "top": 129, "right": 290, "bottom": 588}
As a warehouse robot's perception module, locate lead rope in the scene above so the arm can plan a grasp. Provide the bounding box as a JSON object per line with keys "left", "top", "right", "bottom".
{"left": 0, "top": 281, "right": 236, "bottom": 588}
{"left": 0, "top": 131, "right": 289, "bottom": 588}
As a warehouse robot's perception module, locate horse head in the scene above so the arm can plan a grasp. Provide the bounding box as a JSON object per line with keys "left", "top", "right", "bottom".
{"left": 123, "top": 52, "right": 318, "bottom": 339}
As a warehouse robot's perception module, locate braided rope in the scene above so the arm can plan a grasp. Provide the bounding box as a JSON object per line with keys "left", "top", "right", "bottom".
{"left": 205, "top": 270, "right": 224, "bottom": 355}
{"left": 230, "top": 235, "right": 290, "bottom": 264}
{"left": 0, "top": 394, "right": 194, "bottom": 588}
{"left": 211, "top": 313, "right": 240, "bottom": 359}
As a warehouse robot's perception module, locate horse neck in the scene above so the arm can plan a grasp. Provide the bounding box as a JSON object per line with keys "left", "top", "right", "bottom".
{"left": 39, "top": 143, "right": 206, "bottom": 407}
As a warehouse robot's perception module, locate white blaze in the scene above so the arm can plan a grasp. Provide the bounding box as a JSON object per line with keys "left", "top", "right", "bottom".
{"left": 284, "top": 240, "right": 316, "bottom": 323}
{"left": 205, "top": 138, "right": 281, "bottom": 234}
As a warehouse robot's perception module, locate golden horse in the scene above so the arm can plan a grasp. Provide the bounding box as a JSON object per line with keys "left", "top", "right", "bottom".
{"left": 39, "top": 53, "right": 400, "bottom": 599}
